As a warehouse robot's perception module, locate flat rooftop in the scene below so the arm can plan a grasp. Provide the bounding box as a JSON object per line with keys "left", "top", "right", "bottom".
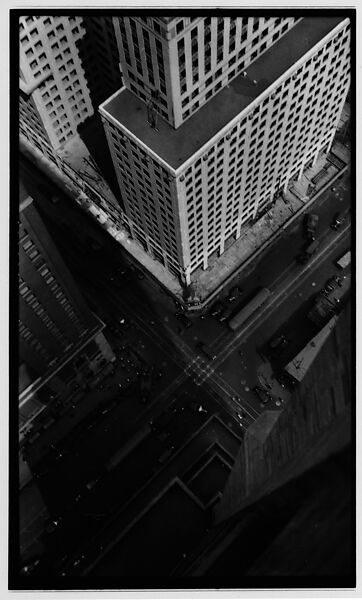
{"left": 102, "top": 16, "right": 344, "bottom": 170}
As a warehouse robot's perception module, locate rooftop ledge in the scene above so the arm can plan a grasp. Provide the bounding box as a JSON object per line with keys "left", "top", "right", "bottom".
{"left": 100, "top": 16, "right": 346, "bottom": 173}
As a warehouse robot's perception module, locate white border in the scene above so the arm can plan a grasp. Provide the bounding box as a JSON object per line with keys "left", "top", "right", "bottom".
{"left": 3, "top": 3, "right": 360, "bottom": 599}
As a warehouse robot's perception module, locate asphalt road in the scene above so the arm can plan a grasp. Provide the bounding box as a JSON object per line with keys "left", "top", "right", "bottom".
{"left": 18, "top": 154, "right": 351, "bottom": 575}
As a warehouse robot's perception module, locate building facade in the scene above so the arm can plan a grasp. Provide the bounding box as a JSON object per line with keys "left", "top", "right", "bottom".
{"left": 114, "top": 17, "right": 299, "bottom": 129}
{"left": 19, "top": 186, "right": 115, "bottom": 437}
{"left": 19, "top": 15, "right": 121, "bottom": 163}
{"left": 100, "top": 16, "right": 350, "bottom": 285}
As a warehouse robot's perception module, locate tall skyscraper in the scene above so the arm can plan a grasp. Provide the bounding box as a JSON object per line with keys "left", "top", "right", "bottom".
{"left": 19, "top": 15, "right": 121, "bottom": 167}
{"left": 19, "top": 184, "right": 115, "bottom": 437}
{"left": 113, "top": 16, "right": 298, "bottom": 128}
{"left": 100, "top": 16, "right": 350, "bottom": 286}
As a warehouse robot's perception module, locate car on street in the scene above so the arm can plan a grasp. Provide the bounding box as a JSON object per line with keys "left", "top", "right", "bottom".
{"left": 86, "top": 477, "right": 100, "bottom": 491}
{"left": 218, "top": 304, "right": 235, "bottom": 323}
{"left": 252, "top": 385, "right": 272, "bottom": 405}
{"left": 333, "top": 275, "right": 343, "bottom": 287}
{"left": 324, "top": 275, "right": 343, "bottom": 294}
{"left": 304, "top": 213, "right": 319, "bottom": 241}
{"left": 330, "top": 212, "right": 345, "bottom": 230}
{"left": 209, "top": 301, "right": 225, "bottom": 318}
{"left": 116, "top": 265, "right": 128, "bottom": 276}
{"left": 175, "top": 312, "right": 192, "bottom": 328}
{"left": 269, "top": 335, "right": 288, "bottom": 354}
{"left": 227, "top": 286, "right": 242, "bottom": 303}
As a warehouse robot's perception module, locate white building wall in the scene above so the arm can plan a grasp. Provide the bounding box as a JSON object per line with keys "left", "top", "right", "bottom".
{"left": 101, "top": 116, "right": 186, "bottom": 276}
{"left": 175, "top": 19, "right": 350, "bottom": 274}
{"left": 19, "top": 15, "right": 122, "bottom": 155}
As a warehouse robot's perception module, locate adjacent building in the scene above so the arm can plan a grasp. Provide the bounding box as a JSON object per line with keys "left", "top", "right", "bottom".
{"left": 19, "top": 184, "right": 115, "bottom": 438}
{"left": 100, "top": 16, "right": 350, "bottom": 285}
{"left": 19, "top": 15, "right": 121, "bottom": 166}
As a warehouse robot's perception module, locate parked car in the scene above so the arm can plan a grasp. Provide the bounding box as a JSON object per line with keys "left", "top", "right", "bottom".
{"left": 333, "top": 275, "right": 343, "bottom": 287}
{"left": 227, "top": 286, "right": 242, "bottom": 303}
{"left": 324, "top": 277, "right": 342, "bottom": 293}
{"left": 330, "top": 212, "right": 345, "bottom": 230}
{"left": 253, "top": 385, "right": 272, "bottom": 405}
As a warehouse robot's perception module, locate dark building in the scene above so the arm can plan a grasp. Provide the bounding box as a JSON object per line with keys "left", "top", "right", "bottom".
{"left": 19, "top": 184, "right": 115, "bottom": 441}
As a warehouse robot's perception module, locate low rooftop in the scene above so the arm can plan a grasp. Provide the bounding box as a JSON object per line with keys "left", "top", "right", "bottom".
{"left": 102, "top": 16, "right": 344, "bottom": 171}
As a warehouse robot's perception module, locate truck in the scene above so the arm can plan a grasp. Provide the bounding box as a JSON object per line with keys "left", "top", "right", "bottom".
{"left": 228, "top": 289, "right": 271, "bottom": 331}
{"left": 304, "top": 213, "right": 319, "bottom": 241}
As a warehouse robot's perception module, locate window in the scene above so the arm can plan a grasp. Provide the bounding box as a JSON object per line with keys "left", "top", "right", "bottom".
{"left": 176, "top": 20, "right": 184, "bottom": 34}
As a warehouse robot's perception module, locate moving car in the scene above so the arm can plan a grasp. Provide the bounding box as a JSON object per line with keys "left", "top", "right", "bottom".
{"left": 227, "top": 286, "right": 242, "bottom": 303}
{"left": 330, "top": 212, "right": 345, "bottom": 230}
{"left": 209, "top": 301, "right": 225, "bottom": 318}
{"left": 218, "top": 304, "right": 235, "bottom": 323}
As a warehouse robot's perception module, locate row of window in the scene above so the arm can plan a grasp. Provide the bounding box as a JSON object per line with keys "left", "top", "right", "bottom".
{"left": 179, "top": 18, "right": 295, "bottom": 121}
{"left": 107, "top": 124, "right": 180, "bottom": 260}
{"left": 183, "top": 34, "right": 349, "bottom": 252}
{"left": 19, "top": 320, "right": 52, "bottom": 363}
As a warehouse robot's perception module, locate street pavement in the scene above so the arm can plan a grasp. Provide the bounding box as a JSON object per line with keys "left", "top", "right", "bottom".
{"left": 18, "top": 155, "right": 351, "bottom": 575}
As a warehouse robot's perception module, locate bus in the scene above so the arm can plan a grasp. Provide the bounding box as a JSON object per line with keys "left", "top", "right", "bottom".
{"left": 336, "top": 250, "right": 350, "bottom": 270}
{"left": 228, "top": 288, "right": 271, "bottom": 331}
